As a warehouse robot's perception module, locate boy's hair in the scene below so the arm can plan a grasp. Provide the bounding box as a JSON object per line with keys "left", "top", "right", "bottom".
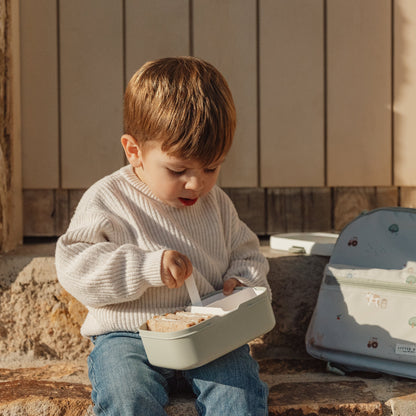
{"left": 124, "top": 56, "right": 236, "bottom": 166}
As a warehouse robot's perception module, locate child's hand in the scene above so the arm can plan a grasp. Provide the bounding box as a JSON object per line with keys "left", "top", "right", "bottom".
{"left": 223, "top": 277, "right": 244, "bottom": 295}
{"left": 161, "top": 250, "right": 193, "bottom": 289}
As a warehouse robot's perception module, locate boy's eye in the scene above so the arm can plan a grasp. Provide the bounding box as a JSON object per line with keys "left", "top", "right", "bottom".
{"left": 204, "top": 167, "right": 218, "bottom": 174}
{"left": 168, "top": 168, "right": 186, "bottom": 176}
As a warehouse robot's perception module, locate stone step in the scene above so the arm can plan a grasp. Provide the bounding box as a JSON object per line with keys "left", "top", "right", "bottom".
{"left": 0, "top": 241, "right": 328, "bottom": 363}
{"left": 1, "top": 242, "right": 416, "bottom": 415}
{"left": 1, "top": 359, "right": 416, "bottom": 415}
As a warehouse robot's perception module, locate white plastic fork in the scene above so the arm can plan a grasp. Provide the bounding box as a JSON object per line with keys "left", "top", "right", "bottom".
{"left": 184, "top": 274, "right": 233, "bottom": 316}
{"left": 184, "top": 274, "right": 203, "bottom": 307}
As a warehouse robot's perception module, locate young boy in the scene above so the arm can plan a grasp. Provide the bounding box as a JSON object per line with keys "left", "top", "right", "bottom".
{"left": 56, "top": 56, "right": 271, "bottom": 415}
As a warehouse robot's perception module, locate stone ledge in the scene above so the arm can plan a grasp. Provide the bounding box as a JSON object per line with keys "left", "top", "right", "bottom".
{"left": 3, "top": 243, "right": 416, "bottom": 414}
{"left": 2, "top": 360, "right": 416, "bottom": 415}
{"left": 0, "top": 379, "right": 92, "bottom": 416}
{"left": 269, "top": 380, "right": 383, "bottom": 415}
{"left": 0, "top": 243, "right": 329, "bottom": 362}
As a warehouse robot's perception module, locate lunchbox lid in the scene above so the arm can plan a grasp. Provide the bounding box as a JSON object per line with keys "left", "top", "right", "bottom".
{"left": 270, "top": 232, "right": 339, "bottom": 256}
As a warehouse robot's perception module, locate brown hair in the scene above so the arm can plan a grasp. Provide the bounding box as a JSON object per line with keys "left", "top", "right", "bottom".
{"left": 124, "top": 56, "right": 236, "bottom": 166}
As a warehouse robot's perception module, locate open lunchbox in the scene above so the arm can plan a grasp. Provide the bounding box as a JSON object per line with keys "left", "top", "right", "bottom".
{"left": 139, "top": 282, "right": 275, "bottom": 370}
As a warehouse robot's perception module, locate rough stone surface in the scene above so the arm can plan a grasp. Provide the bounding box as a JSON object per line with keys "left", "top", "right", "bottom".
{"left": 4, "top": 359, "right": 416, "bottom": 415}
{"left": 385, "top": 381, "right": 416, "bottom": 416}
{"left": 0, "top": 254, "right": 91, "bottom": 361}
{"left": 0, "top": 244, "right": 328, "bottom": 363}
{"left": 0, "top": 380, "right": 92, "bottom": 416}
{"left": 269, "top": 380, "right": 383, "bottom": 415}
{"left": 0, "top": 363, "right": 88, "bottom": 383}
{"left": 0, "top": 362, "right": 197, "bottom": 415}
{"left": 166, "top": 396, "right": 198, "bottom": 416}
{"left": 5, "top": 243, "right": 416, "bottom": 415}
{"left": 387, "top": 394, "right": 416, "bottom": 416}
{"left": 251, "top": 248, "right": 329, "bottom": 359}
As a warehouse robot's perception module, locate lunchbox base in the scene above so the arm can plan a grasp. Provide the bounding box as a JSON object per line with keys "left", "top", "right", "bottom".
{"left": 139, "top": 287, "right": 275, "bottom": 370}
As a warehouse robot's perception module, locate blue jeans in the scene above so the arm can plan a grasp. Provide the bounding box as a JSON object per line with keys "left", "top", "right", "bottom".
{"left": 88, "top": 331, "right": 268, "bottom": 415}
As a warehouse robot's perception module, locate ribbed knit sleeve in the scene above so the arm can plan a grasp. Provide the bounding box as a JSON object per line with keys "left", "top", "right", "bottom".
{"left": 56, "top": 229, "right": 164, "bottom": 308}
{"left": 218, "top": 190, "right": 271, "bottom": 294}
{"left": 55, "top": 181, "right": 165, "bottom": 308}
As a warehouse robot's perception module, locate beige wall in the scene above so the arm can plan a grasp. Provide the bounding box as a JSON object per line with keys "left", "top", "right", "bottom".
{"left": 16, "top": 0, "right": 416, "bottom": 238}
{"left": 20, "top": 0, "right": 416, "bottom": 190}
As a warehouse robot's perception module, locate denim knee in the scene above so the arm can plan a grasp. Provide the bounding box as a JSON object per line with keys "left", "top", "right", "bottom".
{"left": 186, "top": 344, "right": 269, "bottom": 416}
{"left": 88, "top": 332, "right": 170, "bottom": 416}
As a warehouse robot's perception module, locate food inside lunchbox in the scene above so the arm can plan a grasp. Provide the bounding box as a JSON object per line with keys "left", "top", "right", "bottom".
{"left": 147, "top": 311, "right": 213, "bottom": 332}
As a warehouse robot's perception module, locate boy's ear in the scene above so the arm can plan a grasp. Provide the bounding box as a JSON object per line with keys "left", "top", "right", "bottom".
{"left": 121, "top": 134, "right": 143, "bottom": 167}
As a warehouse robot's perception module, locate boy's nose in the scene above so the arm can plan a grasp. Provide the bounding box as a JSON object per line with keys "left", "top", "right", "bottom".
{"left": 185, "top": 175, "right": 204, "bottom": 191}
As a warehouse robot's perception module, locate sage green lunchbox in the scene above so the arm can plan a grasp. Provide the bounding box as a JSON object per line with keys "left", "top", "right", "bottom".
{"left": 139, "top": 286, "right": 275, "bottom": 370}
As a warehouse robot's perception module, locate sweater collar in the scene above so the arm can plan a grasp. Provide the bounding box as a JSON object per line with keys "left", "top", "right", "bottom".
{"left": 120, "top": 165, "right": 186, "bottom": 209}
{"left": 120, "top": 165, "right": 159, "bottom": 200}
{"left": 120, "top": 165, "right": 212, "bottom": 210}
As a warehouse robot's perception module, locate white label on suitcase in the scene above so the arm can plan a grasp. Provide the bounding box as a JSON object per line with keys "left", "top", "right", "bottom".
{"left": 395, "top": 344, "right": 416, "bottom": 356}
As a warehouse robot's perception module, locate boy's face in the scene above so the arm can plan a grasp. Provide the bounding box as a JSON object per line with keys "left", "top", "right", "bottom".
{"left": 133, "top": 140, "right": 223, "bottom": 208}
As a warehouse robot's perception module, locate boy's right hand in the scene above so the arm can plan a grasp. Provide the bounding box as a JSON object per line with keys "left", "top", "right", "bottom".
{"left": 161, "top": 250, "right": 193, "bottom": 289}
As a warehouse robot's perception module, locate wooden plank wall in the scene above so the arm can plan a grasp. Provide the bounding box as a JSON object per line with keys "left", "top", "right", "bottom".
{"left": 327, "top": 0, "right": 392, "bottom": 186}
{"left": 0, "top": 0, "right": 23, "bottom": 251}
{"left": 260, "top": 0, "right": 324, "bottom": 187}
{"left": 394, "top": 0, "right": 416, "bottom": 186}
{"left": 19, "top": 0, "right": 416, "bottom": 237}
{"left": 59, "top": 1, "right": 125, "bottom": 188}
{"left": 20, "top": 0, "right": 59, "bottom": 189}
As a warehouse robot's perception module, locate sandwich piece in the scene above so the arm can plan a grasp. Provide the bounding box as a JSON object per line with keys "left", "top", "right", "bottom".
{"left": 147, "top": 311, "right": 212, "bottom": 332}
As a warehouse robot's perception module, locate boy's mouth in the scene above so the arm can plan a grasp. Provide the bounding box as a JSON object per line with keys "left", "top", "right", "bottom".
{"left": 179, "top": 197, "right": 198, "bottom": 206}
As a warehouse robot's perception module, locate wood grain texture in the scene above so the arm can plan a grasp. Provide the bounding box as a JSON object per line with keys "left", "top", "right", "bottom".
{"left": 260, "top": 0, "right": 324, "bottom": 187}
{"left": 125, "top": 0, "right": 190, "bottom": 82}
{"left": 327, "top": 0, "right": 392, "bottom": 186}
{"left": 394, "top": 0, "right": 416, "bottom": 185}
{"left": 194, "top": 0, "right": 258, "bottom": 187}
{"left": 400, "top": 187, "right": 416, "bottom": 208}
{"left": 333, "top": 187, "right": 398, "bottom": 231}
{"left": 267, "top": 188, "right": 332, "bottom": 234}
{"left": 20, "top": 0, "right": 59, "bottom": 188}
{"left": 223, "top": 188, "right": 266, "bottom": 234}
{"left": 0, "top": 0, "right": 22, "bottom": 251}
{"left": 60, "top": 0, "right": 124, "bottom": 188}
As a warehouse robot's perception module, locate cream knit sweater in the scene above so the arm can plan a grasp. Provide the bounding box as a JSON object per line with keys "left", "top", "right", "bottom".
{"left": 55, "top": 165, "right": 270, "bottom": 337}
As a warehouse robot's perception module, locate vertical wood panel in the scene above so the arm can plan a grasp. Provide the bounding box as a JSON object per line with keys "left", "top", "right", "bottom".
{"left": 223, "top": 188, "right": 266, "bottom": 234}
{"left": 1, "top": 0, "right": 23, "bottom": 250}
{"left": 193, "top": 0, "right": 258, "bottom": 187}
{"left": 333, "top": 187, "right": 398, "bottom": 231}
{"left": 20, "top": 0, "right": 59, "bottom": 188}
{"left": 125, "top": 0, "right": 190, "bottom": 82}
{"left": 60, "top": 0, "right": 124, "bottom": 189}
{"left": 260, "top": 0, "right": 324, "bottom": 187}
{"left": 327, "top": 0, "right": 391, "bottom": 186}
{"left": 400, "top": 188, "right": 416, "bottom": 208}
{"left": 394, "top": 0, "right": 416, "bottom": 185}
{"left": 22, "top": 190, "right": 70, "bottom": 236}
{"left": 10, "top": 0, "right": 23, "bottom": 247}
{"left": 267, "top": 188, "right": 331, "bottom": 234}
{"left": 69, "top": 189, "right": 86, "bottom": 218}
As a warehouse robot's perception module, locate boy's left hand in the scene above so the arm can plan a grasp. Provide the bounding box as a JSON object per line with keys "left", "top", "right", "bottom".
{"left": 223, "top": 278, "right": 244, "bottom": 296}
